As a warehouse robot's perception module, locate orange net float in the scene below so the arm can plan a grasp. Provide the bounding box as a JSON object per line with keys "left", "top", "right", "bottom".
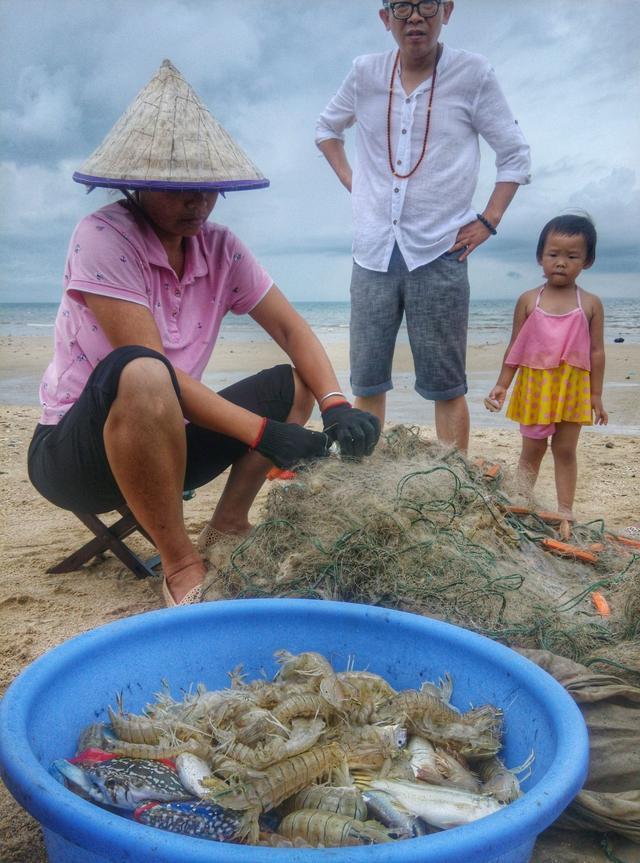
{"left": 590, "top": 591, "right": 611, "bottom": 617}
{"left": 540, "top": 538, "right": 599, "bottom": 564}
{"left": 266, "top": 467, "right": 298, "bottom": 481}
{"left": 606, "top": 533, "right": 640, "bottom": 550}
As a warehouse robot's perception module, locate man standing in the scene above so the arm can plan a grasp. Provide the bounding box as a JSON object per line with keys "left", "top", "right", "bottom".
{"left": 316, "top": 0, "right": 531, "bottom": 450}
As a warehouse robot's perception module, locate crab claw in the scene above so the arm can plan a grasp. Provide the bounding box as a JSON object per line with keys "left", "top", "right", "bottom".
{"left": 134, "top": 799, "right": 247, "bottom": 842}
{"left": 69, "top": 748, "right": 118, "bottom": 764}
{"left": 49, "top": 759, "right": 96, "bottom": 801}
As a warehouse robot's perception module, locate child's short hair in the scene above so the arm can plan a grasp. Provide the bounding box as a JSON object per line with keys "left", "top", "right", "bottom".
{"left": 536, "top": 214, "right": 597, "bottom": 265}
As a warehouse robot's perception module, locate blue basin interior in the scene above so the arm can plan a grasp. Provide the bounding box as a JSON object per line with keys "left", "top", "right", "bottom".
{"left": 0, "top": 599, "right": 588, "bottom": 863}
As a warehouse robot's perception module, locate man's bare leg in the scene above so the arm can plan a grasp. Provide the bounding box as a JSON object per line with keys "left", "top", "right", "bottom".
{"left": 434, "top": 395, "right": 470, "bottom": 453}
{"left": 354, "top": 393, "right": 387, "bottom": 427}
{"left": 102, "top": 357, "right": 204, "bottom": 603}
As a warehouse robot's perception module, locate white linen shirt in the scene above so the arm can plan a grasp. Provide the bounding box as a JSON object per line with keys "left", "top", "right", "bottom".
{"left": 315, "top": 44, "right": 531, "bottom": 273}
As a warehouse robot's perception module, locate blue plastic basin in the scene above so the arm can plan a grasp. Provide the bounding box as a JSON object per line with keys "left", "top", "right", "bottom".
{"left": 0, "top": 599, "right": 588, "bottom": 862}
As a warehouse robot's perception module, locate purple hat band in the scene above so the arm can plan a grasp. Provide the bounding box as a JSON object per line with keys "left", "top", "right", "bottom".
{"left": 72, "top": 172, "right": 270, "bottom": 193}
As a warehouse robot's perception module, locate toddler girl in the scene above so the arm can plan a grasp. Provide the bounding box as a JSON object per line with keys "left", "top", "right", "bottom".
{"left": 486, "top": 214, "right": 608, "bottom": 520}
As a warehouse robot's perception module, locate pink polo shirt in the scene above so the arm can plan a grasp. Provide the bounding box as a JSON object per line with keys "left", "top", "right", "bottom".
{"left": 39, "top": 201, "right": 273, "bottom": 424}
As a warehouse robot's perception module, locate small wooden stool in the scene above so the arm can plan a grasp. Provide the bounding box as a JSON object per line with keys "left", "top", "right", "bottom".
{"left": 47, "top": 492, "right": 195, "bottom": 579}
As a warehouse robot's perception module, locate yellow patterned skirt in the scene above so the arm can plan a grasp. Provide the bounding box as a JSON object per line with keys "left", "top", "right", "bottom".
{"left": 506, "top": 362, "right": 592, "bottom": 426}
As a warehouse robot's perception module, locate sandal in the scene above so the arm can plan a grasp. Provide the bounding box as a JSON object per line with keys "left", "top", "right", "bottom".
{"left": 161, "top": 577, "right": 203, "bottom": 608}
{"left": 197, "top": 523, "right": 251, "bottom": 554}
{"left": 196, "top": 523, "right": 230, "bottom": 553}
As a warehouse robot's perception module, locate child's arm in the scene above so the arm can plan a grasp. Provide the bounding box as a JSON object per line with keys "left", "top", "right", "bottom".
{"left": 486, "top": 293, "right": 530, "bottom": 411}
{"left": 588, "top": 296, "right": 608, "bottom": 425}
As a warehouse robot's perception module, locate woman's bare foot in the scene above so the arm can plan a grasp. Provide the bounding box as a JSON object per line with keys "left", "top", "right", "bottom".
{"left": 163, "top": 555, "right": 207, "bottom": 605}
{"left": 197, "top": 519, "right": 253, "bottom": 552}
{"left": 196, "top": 522, "right": 253, "bottom": 602}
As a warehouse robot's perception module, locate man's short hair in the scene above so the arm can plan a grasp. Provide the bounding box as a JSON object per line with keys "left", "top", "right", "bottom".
{"left": 536, "top": 214, "right": 597, "bottom": 265}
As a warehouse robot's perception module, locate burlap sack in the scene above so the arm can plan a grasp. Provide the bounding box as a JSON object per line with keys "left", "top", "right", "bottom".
{"left": 519, "top": 649, "right": 640, "bottom": 846}
{"left": 531, "top": 827, "right": 640, "bottom": 863}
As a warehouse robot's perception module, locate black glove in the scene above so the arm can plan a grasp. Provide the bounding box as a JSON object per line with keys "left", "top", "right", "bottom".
{"left": 254, "top": 419, "right": 331, "bottom": 470}
{"left": 321, "top": 403, "right": 380, "bottom": 457}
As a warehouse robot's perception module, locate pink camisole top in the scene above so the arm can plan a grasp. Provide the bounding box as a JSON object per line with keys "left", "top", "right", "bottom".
{"left": 505, "top": 287, "right": 591, "bottom": 371}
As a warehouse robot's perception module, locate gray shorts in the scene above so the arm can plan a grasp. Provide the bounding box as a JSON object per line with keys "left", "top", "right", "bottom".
{"left": 350, "top": 244, "right": 470, "bottom": 401}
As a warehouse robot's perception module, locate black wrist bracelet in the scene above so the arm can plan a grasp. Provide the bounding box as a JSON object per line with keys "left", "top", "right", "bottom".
{"left": 476, "top": 213, "right": 498, "bottom": 235}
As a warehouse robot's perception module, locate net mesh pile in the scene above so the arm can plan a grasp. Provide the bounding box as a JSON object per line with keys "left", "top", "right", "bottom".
{"left": 202, "top": 426, "right": 639, "bottom": 681}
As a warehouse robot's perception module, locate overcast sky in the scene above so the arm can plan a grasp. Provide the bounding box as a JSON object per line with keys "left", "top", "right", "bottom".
{"left": 1, "top": 0, "right": 639, "bottom": 304}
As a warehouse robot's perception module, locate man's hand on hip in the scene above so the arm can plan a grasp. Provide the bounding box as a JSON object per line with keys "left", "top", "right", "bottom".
{"left": 447, "top": 219, "right": 494, "bottom": 261}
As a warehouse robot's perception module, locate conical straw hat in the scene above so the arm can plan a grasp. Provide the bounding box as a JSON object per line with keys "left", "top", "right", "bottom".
{"left": 73, "top": 59, "right": 268, "bottom": 192}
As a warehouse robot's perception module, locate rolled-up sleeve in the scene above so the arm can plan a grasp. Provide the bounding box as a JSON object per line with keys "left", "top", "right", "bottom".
{"left": 315, "top": 65, "right": 358, "bottom": 146}
{"left": 472, "top": 67, "right": 531, "bottom": 185}
{"left": 66, "top": 217, "right": 149, "bottom": 307}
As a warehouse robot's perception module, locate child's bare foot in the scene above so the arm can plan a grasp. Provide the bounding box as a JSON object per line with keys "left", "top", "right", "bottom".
{"left": 558, "top": 519, "right": 572, "bottom": 541}
{"left": 556, "top": 509, "right": 575, "bottom": 541}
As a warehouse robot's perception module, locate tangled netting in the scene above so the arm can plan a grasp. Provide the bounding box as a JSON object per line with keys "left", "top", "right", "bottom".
{"left": 202, "top": 426, "right": 639, "bottom": 682}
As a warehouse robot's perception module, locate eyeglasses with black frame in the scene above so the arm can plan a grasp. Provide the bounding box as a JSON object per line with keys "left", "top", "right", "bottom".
{"left": 385, "top": 1, "right": 442, "bottom": 20}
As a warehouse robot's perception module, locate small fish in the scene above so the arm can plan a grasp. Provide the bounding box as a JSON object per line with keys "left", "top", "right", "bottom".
{"left": 362, "top": 789, "right": 429, "bottom": 838}
{"left": 134, "top": 799, "right": 246, "bottom": 841}
{"left": 367, "top": 778, "right": 503, "bottom": 829}
{"left": 50, "top": 751, "right": 190, "bottom": 810}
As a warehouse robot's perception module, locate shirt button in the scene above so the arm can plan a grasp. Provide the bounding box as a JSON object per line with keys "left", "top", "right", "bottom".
{"left": 393, "top": 219, "right": 398, "bottom": 225}
{"left": 397, "top": 159, "right": 402, "bottom": 165}
{"left": 175, "top": 289, "right": 181, "bottom": 296}
{"left": 405, "top": 98, "right": 410, "bottom": 103}
{"left": 401, "top": 129, "right": 407, "bottom": 134}
{"left": 172, "top": 310, "right": 177, "bottom": 317}
{"left": 394, "top": 187, "right": 400, "bottom": 193}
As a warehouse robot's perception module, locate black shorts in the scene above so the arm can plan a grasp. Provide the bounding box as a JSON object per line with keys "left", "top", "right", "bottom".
{"left": 28, "top": 345, "right": 295, "bottom": 514}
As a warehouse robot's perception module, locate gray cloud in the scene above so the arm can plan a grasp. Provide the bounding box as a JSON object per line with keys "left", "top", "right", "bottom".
{"left": 1, "top": 0, "right": 638, "bottom": 301}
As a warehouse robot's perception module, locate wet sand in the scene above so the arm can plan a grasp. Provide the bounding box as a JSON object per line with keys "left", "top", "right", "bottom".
{"left": 2, "top": 335, "right": 640, "bottom": 434}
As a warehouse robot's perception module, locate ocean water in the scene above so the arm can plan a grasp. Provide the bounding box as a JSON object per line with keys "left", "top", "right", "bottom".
{"left": 1, "top": 297, "right": 639, "bottom": 344}
{"left": 2, "top": 299, "right": 638, "bottom": 433}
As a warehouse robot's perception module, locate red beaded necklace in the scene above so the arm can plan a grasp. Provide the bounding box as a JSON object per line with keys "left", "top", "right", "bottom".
{"left": 387, "top": 44, "right": 441, "bottom": 179}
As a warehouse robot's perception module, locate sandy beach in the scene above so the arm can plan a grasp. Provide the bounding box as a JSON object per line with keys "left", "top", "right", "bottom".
{"left": 1, "top": 335, "right": 639, "bottom": 862}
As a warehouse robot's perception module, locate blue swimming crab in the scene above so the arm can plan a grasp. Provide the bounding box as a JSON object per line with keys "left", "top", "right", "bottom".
{"left": 50, "top": 748, "right": 251, "bottom": 841}
{"left": 49, "top": 748, "right": 191, "bottom": 810}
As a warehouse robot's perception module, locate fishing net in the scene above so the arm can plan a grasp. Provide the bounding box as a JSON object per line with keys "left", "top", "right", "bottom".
{"left": 202, "top": 425, "right": 640, "bottom": 682}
